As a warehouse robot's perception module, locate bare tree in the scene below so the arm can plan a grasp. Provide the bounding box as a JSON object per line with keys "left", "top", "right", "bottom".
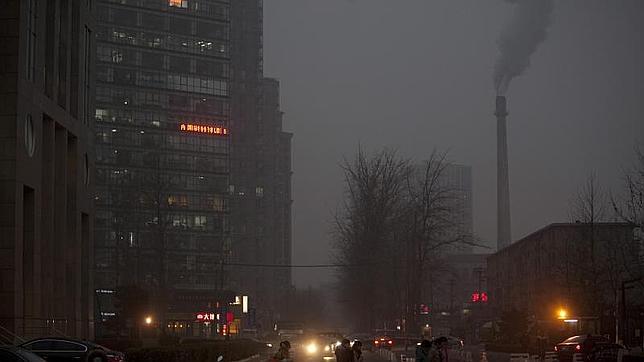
{"left": 611, "top": 146, "right": 644, "bottom": 293}
{"left": 333, "top": 147, "right": 410, "bottom": 330}
{"left": 401, "top": 150, "right": 474, "bottom": 332}
{"left": 333, "top": 148, "right": 476, "bottom": 332}
{"left": 565, "top": 172, "right": 642, "bottom": 325}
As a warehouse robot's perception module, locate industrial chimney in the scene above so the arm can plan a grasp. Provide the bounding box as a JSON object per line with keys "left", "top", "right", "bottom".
{"left": 495, "top": 96, "right": 511, "bottom": 250}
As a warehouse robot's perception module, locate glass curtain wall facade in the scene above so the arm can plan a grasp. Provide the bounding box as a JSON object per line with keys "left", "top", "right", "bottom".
{"left": 93, "top": 0, "right": 231, "bottom": 329}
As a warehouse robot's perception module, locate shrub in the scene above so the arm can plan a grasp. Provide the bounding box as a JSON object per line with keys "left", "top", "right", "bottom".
{"left": 125, "top": 339, "right": 268, "bottom": 362}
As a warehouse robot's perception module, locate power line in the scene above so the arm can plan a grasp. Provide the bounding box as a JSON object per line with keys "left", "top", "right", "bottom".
{"left": 223, "top": 262, "right": 367, "bottom": 268}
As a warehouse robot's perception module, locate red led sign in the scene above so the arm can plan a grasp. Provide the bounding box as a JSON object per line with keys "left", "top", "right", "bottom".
{"left": 471, "top": 292, "right": 488, "bottom": 303}
{"left": 180, "top": 123, "right": 228, "bottom": 135}
{"left": 196, "top": 312, "right": 216, "bottom": 322}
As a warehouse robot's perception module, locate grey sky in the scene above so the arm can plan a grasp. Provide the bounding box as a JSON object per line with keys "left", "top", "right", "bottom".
{"left": 262, "top": 0, "right": 644, "bottom": 287}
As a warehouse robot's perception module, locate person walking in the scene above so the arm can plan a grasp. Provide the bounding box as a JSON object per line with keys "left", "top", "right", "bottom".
{"left": 352, "top": 340, "right": 364, "bottom": 362}
{"left": 416, "top": 340, "right": 432, "bottom": 362}
{"left": 335, "top": 339, "right": 353, "bottom": 362}
{"left": 271, "top": 341, "right": 291, "bottom": 362}
{"left": 433, "top": 337, "right": 448, "bottom": 362}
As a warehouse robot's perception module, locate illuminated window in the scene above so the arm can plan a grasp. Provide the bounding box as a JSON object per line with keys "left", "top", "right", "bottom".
{"left": 194, "top": 216, "right": 207, "bottom": 228}
{"left": 255, "top": 187, "right": 264, "bottom": 198}
{"left": 169, "top": 0, "right": 188, "bottom": 8}
{"left": 212, "top": 197, "right": 224, "bottom": 211}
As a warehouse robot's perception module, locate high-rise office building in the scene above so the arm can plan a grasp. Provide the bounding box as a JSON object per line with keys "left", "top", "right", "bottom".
{"left": 229, "top": 0, "right": 293, "bottom": 326}
{"left": 93, "top": 0, "right": 231, "bottom": 336}
{"left": 0, "top": 0, "right": 95, "bottom": 340}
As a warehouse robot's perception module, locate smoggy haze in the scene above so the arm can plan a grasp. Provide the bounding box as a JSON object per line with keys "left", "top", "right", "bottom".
{"left": 263, "top": 0, "right": 644, "bottom": 287}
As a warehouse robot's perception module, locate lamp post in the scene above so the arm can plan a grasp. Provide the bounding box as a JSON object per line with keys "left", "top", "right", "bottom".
{"left": 620, "top": 278, "right": 642, "bottom": 345}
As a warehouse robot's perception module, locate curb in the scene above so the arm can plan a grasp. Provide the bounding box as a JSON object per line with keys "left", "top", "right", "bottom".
{"left": 234, "top": 354, "right": 261, "bottom": 362}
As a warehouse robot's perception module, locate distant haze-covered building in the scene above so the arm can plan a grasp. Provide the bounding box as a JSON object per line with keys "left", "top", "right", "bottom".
{"left": 441, "top": 164, "right": 473, "bottom": 254}
{"left": 0, "top": 0, "right": 95, "bottom": 340}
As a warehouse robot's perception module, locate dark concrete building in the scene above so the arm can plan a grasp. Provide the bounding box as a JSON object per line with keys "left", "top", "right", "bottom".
{"left": 0, "top": 0, "right": 95, "bottom": 340}
{"left": 229, "top": 0, "right": 293, "bottom": 328}
{"left": 93, "top": 0, "right": 231, "bottom": 337}
{"left": 487, "top": 222, "right": 642, "bottom": 339}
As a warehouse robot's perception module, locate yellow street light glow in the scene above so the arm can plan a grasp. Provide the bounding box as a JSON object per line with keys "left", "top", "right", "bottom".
{"left": 145, "top": 316, "right": 153, "bottom": 325}
{"left": 306, "top": 343, "right": 318, "bottom": 354}
{"left": 557, "top": 308, "right": 568, "bottom": 320}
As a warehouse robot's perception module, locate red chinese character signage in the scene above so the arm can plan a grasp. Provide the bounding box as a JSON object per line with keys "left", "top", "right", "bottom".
{"left": 180, "top": 123, "right": 229, "bottom": 136}
{"left": 471, "top": 292, "right": 488, "bottom": 303}
{"left": 419, "top": 304, "right": 430, "bottom": 315}
{"left": 196, "top": 312, "right": 216, "bottom": 322}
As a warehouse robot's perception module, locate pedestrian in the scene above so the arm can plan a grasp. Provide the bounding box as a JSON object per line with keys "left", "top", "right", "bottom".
{"left": 416, "top": 340, "right": 432, "bottom": 362}
{"left": 581, "top": 335, "right": 595, "bottom": 362}
{"left": 271, "top": 341, "right": 291, "bottom": 362}
{"left": 335, "top": 339, "right": 353, "bottom": 362}
{"left": 433, "top": 337, "right": 449, "bottom": 362}
{"left": 353, "top": 340, "right": 364, "bottom": 362}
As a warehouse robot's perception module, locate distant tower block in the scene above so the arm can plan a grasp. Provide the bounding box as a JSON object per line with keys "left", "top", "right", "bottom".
{"left": 495, "top": 96, "right": 511, "bottom": 250}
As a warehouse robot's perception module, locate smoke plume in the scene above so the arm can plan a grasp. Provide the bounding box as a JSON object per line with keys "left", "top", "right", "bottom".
{"left": 494, "top": 0, "right": 554, "bottom": 95}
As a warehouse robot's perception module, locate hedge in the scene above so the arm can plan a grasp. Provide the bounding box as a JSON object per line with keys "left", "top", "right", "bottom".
{"left": 125, "top": 339, "right": 268, "bottom": 362}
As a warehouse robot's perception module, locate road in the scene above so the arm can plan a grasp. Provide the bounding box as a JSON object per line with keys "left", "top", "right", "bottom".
{"left": 289, "top": 349, "right": 387, "bottom": 362}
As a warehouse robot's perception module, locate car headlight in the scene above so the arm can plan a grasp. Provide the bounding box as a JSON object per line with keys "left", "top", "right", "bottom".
{"left": 306, "top": 343, "right": 318, "bottom": 354}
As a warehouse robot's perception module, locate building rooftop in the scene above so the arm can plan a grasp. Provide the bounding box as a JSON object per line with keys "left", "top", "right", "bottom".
{"left": 491, "top": 222, "right": 635, "bottom": 256}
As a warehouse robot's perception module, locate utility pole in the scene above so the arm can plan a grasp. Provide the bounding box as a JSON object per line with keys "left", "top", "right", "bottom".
{"left": 621, "top": 278, "right": 642, "bottom": 345}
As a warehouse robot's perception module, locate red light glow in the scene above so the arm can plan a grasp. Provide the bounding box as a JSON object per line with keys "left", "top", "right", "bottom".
{"left": 471, "top": 292, "right": 488, "bottom": 303}
{"left": 180, "top": 123, "right": 228, "bottom": 136}
{"left": 575, "top": 345, "right": 581, "bottom": 351}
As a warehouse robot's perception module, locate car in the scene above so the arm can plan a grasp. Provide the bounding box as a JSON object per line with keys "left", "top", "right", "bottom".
{"left": 0, "top": 346, "right": 46, "bottom": 362}
{"left": 374, "top": 336, "right": 394, "bottom": 349}
{"left": 20, "top": 338, "right": 125, "bottom": 362}
{"left": 555, "top": 335, "right": 611, "bottom": 362}
{"left": 301, "top": 335, "right": 337, "bottom": 358}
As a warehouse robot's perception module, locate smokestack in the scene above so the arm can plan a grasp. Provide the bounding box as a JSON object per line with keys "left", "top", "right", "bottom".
{"left": 495, "top": 96, "right": 511, "bottom": 250}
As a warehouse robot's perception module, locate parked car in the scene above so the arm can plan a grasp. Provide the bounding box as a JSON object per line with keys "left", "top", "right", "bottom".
{"left": 555, "top": 335, "right": 611, "bottom": 362}
{"left": 20, "top": 338, "right": 124, "bottom": 362}
{"left": 0, "top": 346, "right": 46, "bottom": 362}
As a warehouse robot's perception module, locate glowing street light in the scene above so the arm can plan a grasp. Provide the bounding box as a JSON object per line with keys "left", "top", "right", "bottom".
{"left": 557, "top": 308, "right": 568, "bottom": 320}
{"left": 144, "top": 316, "right": 153, "bottom": 325}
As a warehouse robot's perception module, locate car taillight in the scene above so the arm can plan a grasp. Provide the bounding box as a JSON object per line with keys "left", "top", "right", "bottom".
{"left": 375, "top": 340, "right": 379, "bottom": 344}
{"left": 388, "top": 340, "right": 393, "bottom": 345}
{"left": 575, "top": 345, "right": 581, "bottom": 351}
{"left": 554, "top": 346, "right": 558, "bottom": 352}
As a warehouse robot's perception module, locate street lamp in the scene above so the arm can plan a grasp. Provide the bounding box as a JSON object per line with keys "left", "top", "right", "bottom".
{"left": 557, "top": 308, "right": 568, "bottom": 320}
{"left": 144, "top": 316, "right": 153, "bottom": 325}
